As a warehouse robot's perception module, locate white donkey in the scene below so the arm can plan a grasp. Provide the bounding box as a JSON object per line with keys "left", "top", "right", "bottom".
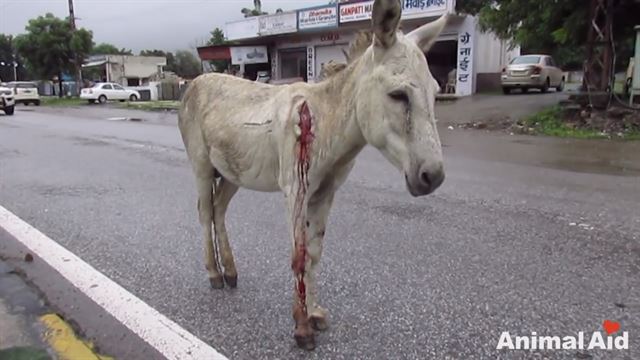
{"left": 179, "top": 0, "right": 447, "bottom": 350}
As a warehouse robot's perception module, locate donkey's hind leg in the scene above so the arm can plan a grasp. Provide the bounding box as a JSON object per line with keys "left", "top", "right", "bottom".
{"left": 213, "top": 178, "right": 239, "bottom": 287}
{"left": 195, "top": 169, "right": 224, "bottom": 289}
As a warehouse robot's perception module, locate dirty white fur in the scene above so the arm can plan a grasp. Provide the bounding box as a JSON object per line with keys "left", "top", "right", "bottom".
{"left": 179, "top": 0, "right": 448, "bottom": 347}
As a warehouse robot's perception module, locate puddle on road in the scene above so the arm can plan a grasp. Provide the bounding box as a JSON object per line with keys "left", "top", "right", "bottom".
{"left": 443, "top": 130, "right": 640, "bottom": 177}
{"left": 508, "top": 138, "right": 640, "bottom": 176}
{"left": 106, "top": 117, "right": 144, "bottom": 122}
{"left": 538, "top": 158, "right": 640, "bottom": 176}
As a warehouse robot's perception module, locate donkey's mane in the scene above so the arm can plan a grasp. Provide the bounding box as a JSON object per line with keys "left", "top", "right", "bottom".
{"left": 320, "top": 31, "right": 373, "bottom": 79}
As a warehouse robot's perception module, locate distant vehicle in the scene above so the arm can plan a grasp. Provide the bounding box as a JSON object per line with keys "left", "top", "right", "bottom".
{"left": 255, "top": 71, "right": 270, "bottom": 83}
{"left": 0, "top": 83, "right": 16, "bottom": 115}
{"left": 80, "top": 82, "right": 140, "bottom": 104}
{"left": 7, "top": 81, "right": 40, "bottom": 106}
{"left": 501, "top": 55, "right": 565, "bottom": 94}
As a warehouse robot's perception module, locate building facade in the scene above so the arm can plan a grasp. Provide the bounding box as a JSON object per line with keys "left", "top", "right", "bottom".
{"left": 198, "top": 0, "right": 520, "bottom": 96}
{"left": 82, "top": 55, "right": 167, "bottom": 87}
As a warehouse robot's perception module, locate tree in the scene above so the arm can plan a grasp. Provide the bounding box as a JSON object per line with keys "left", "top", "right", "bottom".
{"left": 207, "top": 28, "right": 229, "bottom": 73}
{"left": 14, "top": 13, "right": 93, "bottom": 96}
{"left": 92, "top": 43, "right": 132, "bottom": 55}
{"left": 0, "top": 34, "right": 30, "bottom": 81}
{"left": 241, "top": 0, "right": 266, "bottom": 17}
{"left": 172, "top": 50, "right": 202, "bottom": 79}
{"left": 456, "top": 0, "right": 640, "bottom": 71}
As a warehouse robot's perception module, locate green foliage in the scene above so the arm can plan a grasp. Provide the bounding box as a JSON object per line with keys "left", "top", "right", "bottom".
{"left": 40, "top": 96, "right": 86, "bottom": 107}
{"left": 524, "top": 106, "right": 640, "bottom": 140}
{"left": 207, "top": 28, "right": 229, "bottom": 73}
{"left": 172, "top": 50, "right": 202, "bottom": 79}
{"left": 241, "top": 0, "right": 267, "bottom": 17}
{"left": 139, "top": 49, "right": 167, "bottom": 57}
{"left": 120, "top": 100, "right": 180, "bottom": 111}
{"left": 0, "top": 34, "right": 30, "bottom": 81}
{"left": 91, "top": 43, "right": 132, "bottom": 55}
{"left": 457, "top": 0, "right": 640, "bottom": 70}
{"left": 209, "top": 28, "right": 225, "bottom": 45}
{"left": 13, "top": 13, "right": 93, "bottom": 80}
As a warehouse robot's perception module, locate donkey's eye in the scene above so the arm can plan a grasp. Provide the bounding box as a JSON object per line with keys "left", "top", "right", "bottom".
{"left": 388, "top": 90, "right": 409, "bottom": 104}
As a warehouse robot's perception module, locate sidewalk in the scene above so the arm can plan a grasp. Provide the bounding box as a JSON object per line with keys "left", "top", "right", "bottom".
{"left": 0, "top": 259, "right": 111, "bottom": 360}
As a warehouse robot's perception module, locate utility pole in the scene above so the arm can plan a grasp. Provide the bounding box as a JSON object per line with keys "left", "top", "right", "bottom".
{"left": 68, "top": 0, "right": 82, "bottom": 96}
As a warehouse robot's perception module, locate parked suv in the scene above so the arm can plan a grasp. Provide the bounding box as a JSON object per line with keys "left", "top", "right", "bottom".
{"left": 0, "top": 83, "right": 16, "bottom": 115}
{"left": 7, "top": 81, "right": 40, "bottom": 105}
{"left": 501, "top": 55, "right": 565, "bottom": 94}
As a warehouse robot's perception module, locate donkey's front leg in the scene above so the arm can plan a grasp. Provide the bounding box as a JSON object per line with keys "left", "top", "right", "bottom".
{"left": 305, "top": 190, "right": 336, "bottom": 332}
{"left": 286, "top": 190, "right": 316, "bottom": 350}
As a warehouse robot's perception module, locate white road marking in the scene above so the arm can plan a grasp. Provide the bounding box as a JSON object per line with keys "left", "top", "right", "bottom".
{"left": 0, "top": 205, "right": 228, "bottom": 360}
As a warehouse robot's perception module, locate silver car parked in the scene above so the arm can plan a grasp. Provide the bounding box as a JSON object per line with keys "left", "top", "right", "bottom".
{"left": 501, "top": 55, "right": 565, "bottom": 94}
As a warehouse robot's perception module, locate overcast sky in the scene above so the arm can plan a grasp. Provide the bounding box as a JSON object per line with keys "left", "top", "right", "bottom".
{"left": 0, "top": 0, "right": 329, "bottom": 52}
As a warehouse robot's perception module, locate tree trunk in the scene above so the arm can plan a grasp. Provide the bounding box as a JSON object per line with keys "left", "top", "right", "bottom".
{"left": 58, "top": 72, "right": 64, "bottom": 98}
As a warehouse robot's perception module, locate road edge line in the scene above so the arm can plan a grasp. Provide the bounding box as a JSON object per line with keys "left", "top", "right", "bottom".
{"left": 0, "top": 205, "right": 228, "bottom": 360}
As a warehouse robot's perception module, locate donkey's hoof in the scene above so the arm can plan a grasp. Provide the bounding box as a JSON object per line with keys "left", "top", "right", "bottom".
{"left": 209, "top": 276, "right": 224, "bottom": 289}
{"left": 309, "top": 315, "right": 328, "bottom": 331}
{"left": 294, "top": 332, "right": 316, "bottom": 351}
{"left": 223, "top": 273, "right": 237, "bottom": 288}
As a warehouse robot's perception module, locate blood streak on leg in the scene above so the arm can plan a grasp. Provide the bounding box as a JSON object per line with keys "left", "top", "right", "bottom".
{"left": 293, "top": 101, "right": 314, "bottom": 320}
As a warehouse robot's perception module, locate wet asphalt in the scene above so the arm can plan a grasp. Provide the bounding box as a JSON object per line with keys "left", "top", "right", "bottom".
{"left": 0, "top": 100, "right": 639, "bottom": 359}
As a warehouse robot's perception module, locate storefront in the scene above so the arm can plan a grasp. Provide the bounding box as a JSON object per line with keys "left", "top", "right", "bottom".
{"left": 197, "top": 0, "right": 519, "bottom": 96}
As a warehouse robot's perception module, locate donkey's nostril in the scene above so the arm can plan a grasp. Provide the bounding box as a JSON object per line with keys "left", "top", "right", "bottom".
{"left": 420, "top": 171, "right": 432, "bottom": 187}
{"left": 418, "top": 166, "right": 445, "bottom": 194}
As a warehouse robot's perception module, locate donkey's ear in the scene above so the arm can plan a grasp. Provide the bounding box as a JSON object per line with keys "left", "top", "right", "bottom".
{"left": 407, "top": 14, "right": 449, "bottom": 52}
{"left": 372, "top": 0, "right": 402, "bottom": 49}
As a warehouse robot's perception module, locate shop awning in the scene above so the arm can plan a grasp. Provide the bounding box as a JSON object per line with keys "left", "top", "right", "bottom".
{"left": 197, "top": 45, "right": 231, "bottom": 61}
{"left": 82, "top": 59, "right": 107, "bottom": 68}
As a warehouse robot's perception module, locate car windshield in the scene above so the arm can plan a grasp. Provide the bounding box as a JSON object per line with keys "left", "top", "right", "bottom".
{"left": 510, "top": 56, "right": 541, "bottom": 65}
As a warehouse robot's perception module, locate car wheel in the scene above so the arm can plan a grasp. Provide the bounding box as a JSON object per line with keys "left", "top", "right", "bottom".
{"left": 556, "top": 78, "right": 565, "bottom": 92}
{"left": 34, "top": 100, "right": 41, "bottom": 106}
{"left": 23, "top": 101, "right": 29, "bottom": 106}
{"left": 98, "top": 95, "right": 107, "bottom": 104}
{"left": 541, "top": 78, "right": 550, "bottom": 93}
{"left": 502, "top": 87, "right": 511, "bottom": 95}
{"left": 4, "top": 105, "right": 14, "bottom": 115}
{"left": 522, "top": 87, "right": 529, "bottom": 94}
{"left": 129, "top": 94, "right": 138, "bottom": 102}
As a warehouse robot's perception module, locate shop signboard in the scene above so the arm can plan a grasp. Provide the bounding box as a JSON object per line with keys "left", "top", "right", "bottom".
{"left": 298, "top": 5, "right": 339, "bottom": 31}
{"left": 258, "top": 12, "right": 298, "bottom": 36}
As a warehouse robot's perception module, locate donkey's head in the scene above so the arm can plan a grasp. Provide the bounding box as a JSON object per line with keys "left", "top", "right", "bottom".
{"left": 355, "top": 0, "right": 447, "bottom": 197}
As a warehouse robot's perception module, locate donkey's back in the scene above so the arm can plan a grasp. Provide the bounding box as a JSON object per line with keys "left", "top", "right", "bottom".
{"left": 179, "top": 73, "right": 297, "bottom": 191}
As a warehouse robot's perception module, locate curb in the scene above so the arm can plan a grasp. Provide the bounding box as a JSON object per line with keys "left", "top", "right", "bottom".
{"left": 39, "top": 313, "right": 112, "bottom": 360}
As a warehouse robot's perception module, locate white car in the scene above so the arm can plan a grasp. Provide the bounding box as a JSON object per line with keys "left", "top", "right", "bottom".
{"left": 80, "top": 82, "right": 140, "bottom": 104}
{"left": 0, "top": 84, "right": 15, "bottom": 115}
{"left": 7, "top": 81, "right": 40, "bottom": 105}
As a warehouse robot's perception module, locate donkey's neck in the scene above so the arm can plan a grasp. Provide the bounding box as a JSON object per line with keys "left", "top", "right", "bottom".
{"left": 309, "top": 60, "right": 367, "bottom": 167}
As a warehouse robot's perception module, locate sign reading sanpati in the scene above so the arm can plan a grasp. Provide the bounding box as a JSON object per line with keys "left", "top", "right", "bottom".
{"left": 298, "top": 5, "right": 339, "bottom": 30}
{"left": 339, "top": 0, "right": 449, "bottom": 23}
{"left": 339, "top": 1, "right": 374, "bottom": 23}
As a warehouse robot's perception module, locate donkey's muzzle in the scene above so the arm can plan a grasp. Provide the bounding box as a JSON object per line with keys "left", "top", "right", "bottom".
{"left": 406, "top": 164, "right": 445, "bottom": 197}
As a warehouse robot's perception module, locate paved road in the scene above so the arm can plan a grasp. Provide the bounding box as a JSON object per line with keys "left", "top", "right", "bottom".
{"left": 1, "top": 102, "right": 639, "bottom": 359}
